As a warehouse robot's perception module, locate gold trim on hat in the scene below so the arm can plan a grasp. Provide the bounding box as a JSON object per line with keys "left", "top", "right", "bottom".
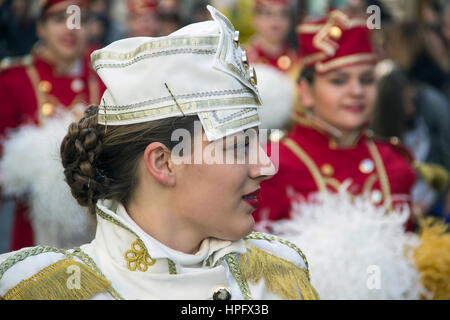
{"left": 297, "top": 19, "right": 367, "bottom": 34}
{"left": 199, "top": 112, "right": 260, "bottom": 138}
{"left": 301, "top": 52, "right": 328, "bottom": 67}
{"left": 315, "top": 53, "right": 377, "bottom": 73}
{"left": 297, "top": 10, "right": 367, "bottom": 35}
{"left": 98, "top": 96, "right": 259, "bottom": 124}
{"left": 300, "top": 10, "right": 370, "bottom": 65}
{"left": 91, "top": 36, "right": 220, "bottom": 65}
{"left": 94, "top": 48, "right": 217, "bottom": 71}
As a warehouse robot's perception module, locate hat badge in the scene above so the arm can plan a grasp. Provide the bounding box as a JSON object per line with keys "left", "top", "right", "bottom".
{"left": 328, "top": 26, "right": 342, "bottom": 41}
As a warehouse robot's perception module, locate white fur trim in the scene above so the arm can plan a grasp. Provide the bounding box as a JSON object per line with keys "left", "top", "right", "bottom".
{"left": 0, "top": 111, "right": 95, "bottom": 248}
{"left": 254, "top": 63, "right": 295, "bottom": 130}
{"left": 256, "top": 190, "right": 428, "bottom": 299}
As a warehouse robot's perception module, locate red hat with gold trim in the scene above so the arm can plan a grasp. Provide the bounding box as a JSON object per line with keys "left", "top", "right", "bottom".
{"left": 297, "top": 9, "right": 376, "bottom": 74}
{"left": 127, "top": 0, "right": 157, "bottom": 14}
{"left": 39, "top": 0, "right": 87, "bottom": 14}
{"left": 255, "top": 0, "right": 290, "bottom": 7}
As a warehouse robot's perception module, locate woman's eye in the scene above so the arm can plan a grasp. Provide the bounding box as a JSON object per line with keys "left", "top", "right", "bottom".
{"left": 329, "top": 78, "right": 346, "bottom": 85}
{"left": 360, "top": 76, "right": 375, "bottom": 85}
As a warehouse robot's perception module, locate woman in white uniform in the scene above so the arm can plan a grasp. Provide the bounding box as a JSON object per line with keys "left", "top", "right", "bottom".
{"left": 0, "top": 6, "right": 318, "bottom": 300}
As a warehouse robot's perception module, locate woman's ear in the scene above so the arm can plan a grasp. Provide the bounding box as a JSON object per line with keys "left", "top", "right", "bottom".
{"left": 142, "top": 142, "right": 176, "bottom": 187}
{"left": 298, "top": 79, "right": 315, "bottom": 109}
{"left": 37, "top": 20, "right": 45, "bottom": 41}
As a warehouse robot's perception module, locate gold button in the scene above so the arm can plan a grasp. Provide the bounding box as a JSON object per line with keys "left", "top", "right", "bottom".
{"left": 365, "top": 129, "right": 375, "bottom": 139}
{"left": 321, "top": 163, "right": 334, "bottom": 176}
{"left": 241, "top": 50, "right": 249, "bottom": 69}
{"left": 269, "top": 129, "right": 285, "bottom": 142}
{"left": 212, "top": 286, "right": 231, "bottom": 300}
{"left": 71, "top": 78, "right": 84, "bottom": 93}
{"left": 371, "top": 190, "right": 383, "bottom": 204}
{"left": 390, "top": 136, "right": 400, "bottom": 145}
{"left": 249, "top": 67, "right": 257, "bottom": 86}
{"left": 329, "top": 26, "right": 343, "bottom": 41}
{"left": 233, "top": 30, "right": 240, "bottom": 48}
{"left": 41, "top": 102, "right": 54, "bottom": 117}
{"left": 329, "top": 139, "right": 338, "bottom": 149}
{"left": 359, "top": 159, "right": 374, "bottom": 174}
{"left": 277, "top": 55, "right": 292, "bottom": 70}
{"left": 38, "top": 80, "right": 52, "bottom": 93}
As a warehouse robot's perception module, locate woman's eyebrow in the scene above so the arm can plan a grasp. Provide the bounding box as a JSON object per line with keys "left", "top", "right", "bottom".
{"left": 326, "top": 71, "right": 348, "bottom": 77}
{"left": 360, "top": 70, "right": 375, "bottom": 77}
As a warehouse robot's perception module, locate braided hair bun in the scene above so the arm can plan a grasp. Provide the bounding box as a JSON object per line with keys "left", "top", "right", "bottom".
{"left": 60, "top": 105, "right": 109, "bottom": 214}
{"left": 61, "top": 105, "right": 198, "bottom": 215}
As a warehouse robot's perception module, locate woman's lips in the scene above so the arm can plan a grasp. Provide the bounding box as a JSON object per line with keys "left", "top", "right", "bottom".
{"left": 242, "top": 189, "right": 260, "bottom": 209}
{"left": 60, "top": 37, "right": 77, "bottom": 48}
{"left": 342, "top": 105, "right": 365, "bottom": 113}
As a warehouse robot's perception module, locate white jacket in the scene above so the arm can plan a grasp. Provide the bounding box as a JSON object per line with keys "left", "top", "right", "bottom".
{"left": 0, "top": 199, "right": 318, "bottom": 300}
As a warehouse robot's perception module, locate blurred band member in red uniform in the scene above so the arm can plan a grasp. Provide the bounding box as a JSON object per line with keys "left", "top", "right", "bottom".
{"left": 126, "top": 0, "right": 160, "bottom": 37}
{"left": 245, "top": 0, "right": 300, "bottom": 77}
{"left": 0, "top": 0, "right": 105, "bottom": 250}
{"left": 253, "top": 9, "right": 417, "bottom": 230}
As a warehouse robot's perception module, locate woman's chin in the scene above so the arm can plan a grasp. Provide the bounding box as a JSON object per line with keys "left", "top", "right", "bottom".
{"left": 221, "top": 217, "right": 255, "bottom": 241}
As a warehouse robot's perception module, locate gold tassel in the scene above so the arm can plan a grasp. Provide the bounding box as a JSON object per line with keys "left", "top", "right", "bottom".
{"left": 413, "top": 218, "right": 450, "bottom": 300}
{"left": 3, "top": 258, "right": 111, "bottom": 300}
{"left": 240, "top": 244, "right": 319, "bottom": 300}
{"left": 413, "top": 161, "right": 450, "bottom": 192}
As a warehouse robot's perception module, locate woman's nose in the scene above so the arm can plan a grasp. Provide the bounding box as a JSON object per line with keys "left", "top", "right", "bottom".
{"left": 249, "top": 143, "right": 277, "bottom": 181}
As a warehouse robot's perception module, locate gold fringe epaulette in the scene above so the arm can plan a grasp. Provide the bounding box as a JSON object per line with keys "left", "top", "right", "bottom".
{"left": 0, "top": 54, "right": 32, "bottom": 72}
{"left": 2, "top": 258, "right": 111, "bottom": 300}
{"left": 413, "top": 218, "right": 450, "bottom": 300}
{"left": 240, "top": 244, "right": 319, "bottom": 300}
{"left": 413, "top": 161, "right": 450, "bottom": 192}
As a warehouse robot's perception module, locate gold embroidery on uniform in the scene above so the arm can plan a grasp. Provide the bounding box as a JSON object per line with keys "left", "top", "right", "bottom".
{"left": 282, "top": 137, "right": 327, "bottom": 193}
{"left": 240, "top": 244, "right": 319, "bottom": 300}
{"left": 124, "top": 239, "right": 156, "bottom": 272}
{"left": 324, "top": 177, "right": 342, "bottom": 192}
{"left": 366, "top": 140, "right": 392, "bottom": 209}
{"left": 95, "top": 207, "right": 177, "bottom": 274}
{"left": 2, "top": 258, "right": 111, "bottom": 300}
{"left": 362, "top": 173, "right": 378, "bottom": 195}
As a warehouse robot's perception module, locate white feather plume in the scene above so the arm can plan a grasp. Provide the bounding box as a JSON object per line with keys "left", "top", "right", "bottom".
{"left": 256, "top": 190, "right": 428, "bottom": 300}
{"left": 0, "top": 111, "right": 95, "bottom": 249}
{"left": 253, "top": 63, "right": 295, "bottom": 130}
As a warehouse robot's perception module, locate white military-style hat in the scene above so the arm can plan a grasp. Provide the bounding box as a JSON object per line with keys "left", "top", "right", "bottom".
{"left": 91, "top": 5, "right": 261, "bottom": 141}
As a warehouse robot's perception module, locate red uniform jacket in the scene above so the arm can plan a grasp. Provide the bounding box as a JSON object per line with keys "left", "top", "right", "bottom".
{"left": 254, "top": 120, "right": 417, "bottom": 230}
{"left": 244, "top": 36, "right": 300, "bottom": 76}
{"left": 0, "top": 49, "right": 105, "bottom": 250}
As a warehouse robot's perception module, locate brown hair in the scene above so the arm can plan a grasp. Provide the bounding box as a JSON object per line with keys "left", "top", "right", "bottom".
{"left": 60, "top": 105, "right": 198, "bottom": 215}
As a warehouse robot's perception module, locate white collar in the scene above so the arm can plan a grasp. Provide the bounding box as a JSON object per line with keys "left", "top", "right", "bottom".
{"left": 96, "top": 199, "right": 246, "bottom": 268}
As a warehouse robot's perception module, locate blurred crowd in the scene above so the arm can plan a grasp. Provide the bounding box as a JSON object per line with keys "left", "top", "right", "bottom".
{"left": 0, "top": 0, "right": 449, "bottom": 225}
